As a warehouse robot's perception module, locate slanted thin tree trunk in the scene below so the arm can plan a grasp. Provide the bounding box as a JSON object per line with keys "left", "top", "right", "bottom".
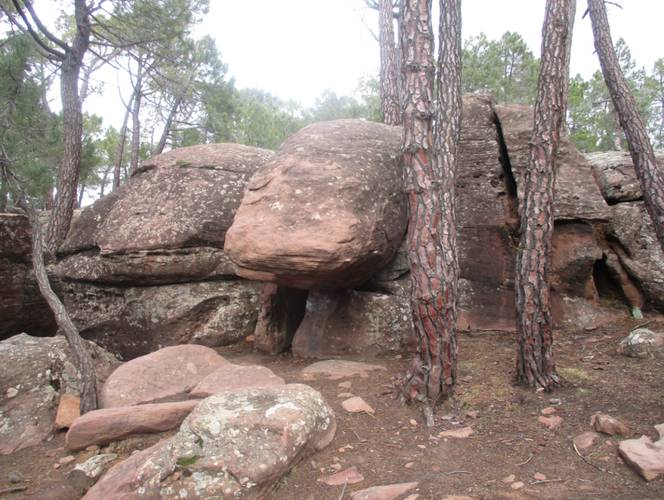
{"left": 515, "top": 0, "right": 573, "bottom": 389}
{"left": 130, "top": 56, "right": 143, "bottom": 175}
{"left": 378, "top": 0, "right": 401, "bottom": 125}
{"left": 400, "top": 0, "right": 461, "bottom": 407}
{"left": 156, "top": 94, "right": 184, "bottom": 154}
{"left": 45, "top": 0, "right": 90, "bottom": 254}
{"left": 20, "top": 200, "right": 97, "bottom": 413}
{"left": 588, "top": 0, "right": 664, "bottom": 251}
{"left": 113, "top": 96, "right": 132, "bottom": 189}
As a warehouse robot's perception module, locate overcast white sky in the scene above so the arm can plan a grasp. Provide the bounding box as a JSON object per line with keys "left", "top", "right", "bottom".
{"left": 195, "top": 0, "right": 664, "bottom": 108}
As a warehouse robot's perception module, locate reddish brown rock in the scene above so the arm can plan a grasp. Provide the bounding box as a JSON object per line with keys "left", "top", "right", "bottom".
{"left": 350, "top": 482, "right": 419, "bottom": 500}
{"left": 573, "top": 431, "right": 600, "bottom": 450}
{"left": 439, "top": 427, "right": 474, "bottom": 439}
{"left": 84, "top": 385, "right": 336, "bottom": 499}
{"left": 66, "top": 400, "right": 199, "bottom": 451}
{"left": 0, "top": 213, "right": 56, "bottom": 339}
{"left": 591, "top": 413, "right": 630, "bottom": 436}
{"left": 618, "top": 424, "right": 664, "bottom": 481}
{"left": 100, "top": 345, "right": 230, "bottom": 408}
{"left": 539, "top": 415, "right": 563, "bottom": 430}
{"left": 189, "top": 364, "right": 285, "bottom": 398}
{"left": 341, "top": 397, "right": 375, "bottom": 415}
{"left": 55, "top": 394, "right": 81, "bottom": 430}
{"left": 301, "top": 360, "right": 386, "bottom": 380}
{"left": 319, "top": 466, "right": 365, "bottom": 486}
{"left": 225, "top": 119, "right": 406, "bottom": 290}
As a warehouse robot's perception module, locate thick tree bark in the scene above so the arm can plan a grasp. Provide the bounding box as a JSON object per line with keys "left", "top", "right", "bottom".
{"left": 588, "top": 0, "right": 664, "bottom": 252}
{"left": 130, "top": 56, "right": 143, "bottom": 175}
{"left": 378, "top": 0, "right": 401, "bottom": 125}
{"left": 45, "top": 0, "right": 90, "bottom": 253}
{"left": 400, "top": 0, "right": 461, "bottom": 405}
{"left": 20, "top": 201, "right": 97, "bottom": 413}
{"left": 515, "top": 0, "right": 573, "bottom": 390}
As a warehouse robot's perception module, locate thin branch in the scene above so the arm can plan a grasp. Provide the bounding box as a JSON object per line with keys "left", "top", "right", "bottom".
{"left": 9, "top": 0, "right": 65, "bottom": 58}
{"left": 22, "top": 0, "right": 68, "bottom": 50}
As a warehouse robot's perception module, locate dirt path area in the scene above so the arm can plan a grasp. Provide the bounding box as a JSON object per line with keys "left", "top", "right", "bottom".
{"left": 1, "top": 317, "right": 663, "bottom": 499}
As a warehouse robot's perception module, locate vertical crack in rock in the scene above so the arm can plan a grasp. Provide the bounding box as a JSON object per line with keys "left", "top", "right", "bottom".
{"left": 491, "top": 108, "right": 520, "bottom": 236}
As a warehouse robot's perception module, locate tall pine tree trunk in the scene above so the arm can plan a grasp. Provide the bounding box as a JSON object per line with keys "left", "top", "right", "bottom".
{"left": 515, "top": 0, "right": 573, "bottom": 389}
{"left": 378, "top": 0, "right": 401, "bottom": 125}
{"left": 45, "top": 0, "right": 90, "bottom": 253}
{"left": 588, "top": 0, "right": 664, "bottom": 252}
{"left": 130, "top": 57, "right": 143, "bottom": 175}
{"left": 113, "top": 94, "right": 133, "bottom": 189}
{"left": 400, "top": 0, "right": 461, "bottom": 406}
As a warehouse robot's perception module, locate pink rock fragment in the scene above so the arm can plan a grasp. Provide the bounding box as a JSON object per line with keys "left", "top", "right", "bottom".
{"left": 318, "top": 466, "right": 364, "bottom": 485}
{"left": 350, "top": 482, "right": 419, "bottom": 500}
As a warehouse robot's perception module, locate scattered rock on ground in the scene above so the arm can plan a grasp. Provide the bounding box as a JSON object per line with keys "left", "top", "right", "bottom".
{"left": 318, "top": 466, "right": 364, "bottom": 486}
{"left": 541, "top": 406, "right": 557, "bottom": 415}
{"left": 342, "top": 397, "right": 375, "bottom": 415}
{"left": 618, "top": 423, "right": 664, "bottom": 481}
{"left": 66, "top": 400, "right": 200, "bottom": 451}
{"left": 591, "top": 413, "right": 630, "bottom": 436}
{"left": 617, "top": 328, "right": 664, "bottom": 358}
{"left": 350, "top": 481, "right": 419, "bottom": 500}
{"left": 189, "top": 363, "right": 285, "bottom": 398}
{"left": 0, "top": 334, "right": 118, "bottom": 455}
{"left": 100, "top": 345, "right": 229, "bottom": 407}
{"left": 84, "top": 384, "right": 336, "bottom": 499}
{"left": 301, "top": 360, "right": 386, "bottom": 380}
{"left": 533, "top": 472, "right": 547, "bottom": 481}
{"left": 439, "top": 427, "right": 474, "bottom": 439}
{"left": 538, "top": 415, "right": 563, "bottom": 430}
{"left": 511, "top": 481, "right": 525, "bottom": 490}
{"left": 574, "top": 431, "right": 600, "bottom": 450}
{"left": 55, "top": 394, "right": 81, "bottom": 430}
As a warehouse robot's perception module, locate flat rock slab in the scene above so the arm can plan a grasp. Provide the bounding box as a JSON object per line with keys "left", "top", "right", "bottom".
{"left": 350, "top": 482, "right": 419, "bottom": 500}
{"left": 342, "top": 397, "right": 375, "bottom": 415}
{"left": 100, "top": 345, "right": 230, "bottom": 407}
{"left": 573, "top": 431, "right": 600, "bottom": 450}
{"left": 319, "top": 466, "right": 365, "bottom": 486}
{"left": 66, "top": 400, "right": 199, "bottom": 451}
{"left": 190, "top": 363, "right": 285, "bottom": 398}
{"left": 301, "top": 360, "right": 386, "bottom": 380}
{"left": 84, "top": 384, "right": 336, "bottom": 499}
{"left": 439, "top": 427, "right": 474, "bottom": 439}
{"left": 618, "top": 424, "right": 664, "bottom": 481}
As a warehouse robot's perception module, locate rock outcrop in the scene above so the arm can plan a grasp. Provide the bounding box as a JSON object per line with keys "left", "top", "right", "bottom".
{"left": 0, "top": 213, "right": 56, "bottom": 339}
{"left": 84, "top": 385, "right": 336, "bottom": 499}
{"left": 0, "top": 334, "right": 119, "bottom": 454}
{"left": 225, "top": 119, "right": 406, "bottom": 289}
{"left": 55, "top": 143, "right": 271, "bottom": 358}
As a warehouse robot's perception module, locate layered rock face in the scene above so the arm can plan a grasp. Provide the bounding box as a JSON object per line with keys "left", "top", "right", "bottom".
{"left": 0, "top": 213, "right": 56, "bottom": 339}
{"left": 56, "top": 143, "right": 272, "bottom": 358}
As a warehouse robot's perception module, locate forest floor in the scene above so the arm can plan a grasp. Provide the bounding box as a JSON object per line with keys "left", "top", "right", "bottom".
{"left": 1, "top": 316, "right": 663, "bottom": 499}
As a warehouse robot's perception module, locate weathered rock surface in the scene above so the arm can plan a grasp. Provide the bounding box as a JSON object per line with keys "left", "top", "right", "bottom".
{"left": 100, "top": 345, "right": 230, "bottom": 407}
{"left": 58, "top": 143, "right": 273, "bottom": 284}
{"left": 62, "top": 279, "right": 260, "bottom": 359}
{"left": 84, "top": 384, "right": 336, "bottom": 499}
{"left": 225, "top": 119, "right": 406, "bottom": 289}
{"left": 66, "top": 400, "right": 200, "bottom": 451}
{"left": 0, "top": 213, "right": 56, "bottom": 339}
{"left": 591, "top": 413, "right": 631, "bottom": 436}
{"left": 609, "top": 202, "right": 664, "bottom": 310}
{"left": 189, "top": 364, "right": 285, "bottom": 398}
{"left": 618, "top": 423, "right": 664, "bottom": 481}
{"left": 350, "top": 482, "right": 419, "bottom": 500}
{"left": 573, "top": 431, "right": 600, "bottom": 450}
{"left": 617, "top": 328, "right": 664, "bottom": 358}
{"left": 0, "top": 334, "right": 119, "bottom": 454}
{"left": 585, "top": 151, "right": 664, "bottom": 203}
{"left": 55, "top": 393, "right": 81, "bottom": 430}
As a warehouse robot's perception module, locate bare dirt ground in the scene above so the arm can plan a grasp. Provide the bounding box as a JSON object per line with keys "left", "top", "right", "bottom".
{"left": 1, "top": 316, "right": 663, "bottom": 499}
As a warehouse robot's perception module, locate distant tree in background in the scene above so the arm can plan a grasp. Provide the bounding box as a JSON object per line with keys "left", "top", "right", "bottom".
{"left": 588, "top": 0, "right": 664, "bottom": 253}
{"left": 515, "top": 0, "right": 574, "bottom": 390}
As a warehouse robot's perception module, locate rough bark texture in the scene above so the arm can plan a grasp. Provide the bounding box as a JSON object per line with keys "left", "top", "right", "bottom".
{"left": 400, "top": 0, "right": 461, "bottom": 404}
{"left": 588, "top": 0, "right": 664, "bottom": 254}
{"left": 515, "top": 0, "right": 572, "bottom": 389}
{"left": 45, "top": 0, "right": 90, "bottom": 253}
{"left": 21, "top": 202, "right": 97, "bottom": 413}
{"left": 379, "top": 0, "right": 401, "bottom": 125}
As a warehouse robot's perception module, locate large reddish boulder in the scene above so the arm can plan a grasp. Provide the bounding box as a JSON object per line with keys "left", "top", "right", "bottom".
{"left": 225, "top": 119, "right": 407, "bottom": 290}
{"left": 57, "top": 143, "right": 273, "bottom": 285}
